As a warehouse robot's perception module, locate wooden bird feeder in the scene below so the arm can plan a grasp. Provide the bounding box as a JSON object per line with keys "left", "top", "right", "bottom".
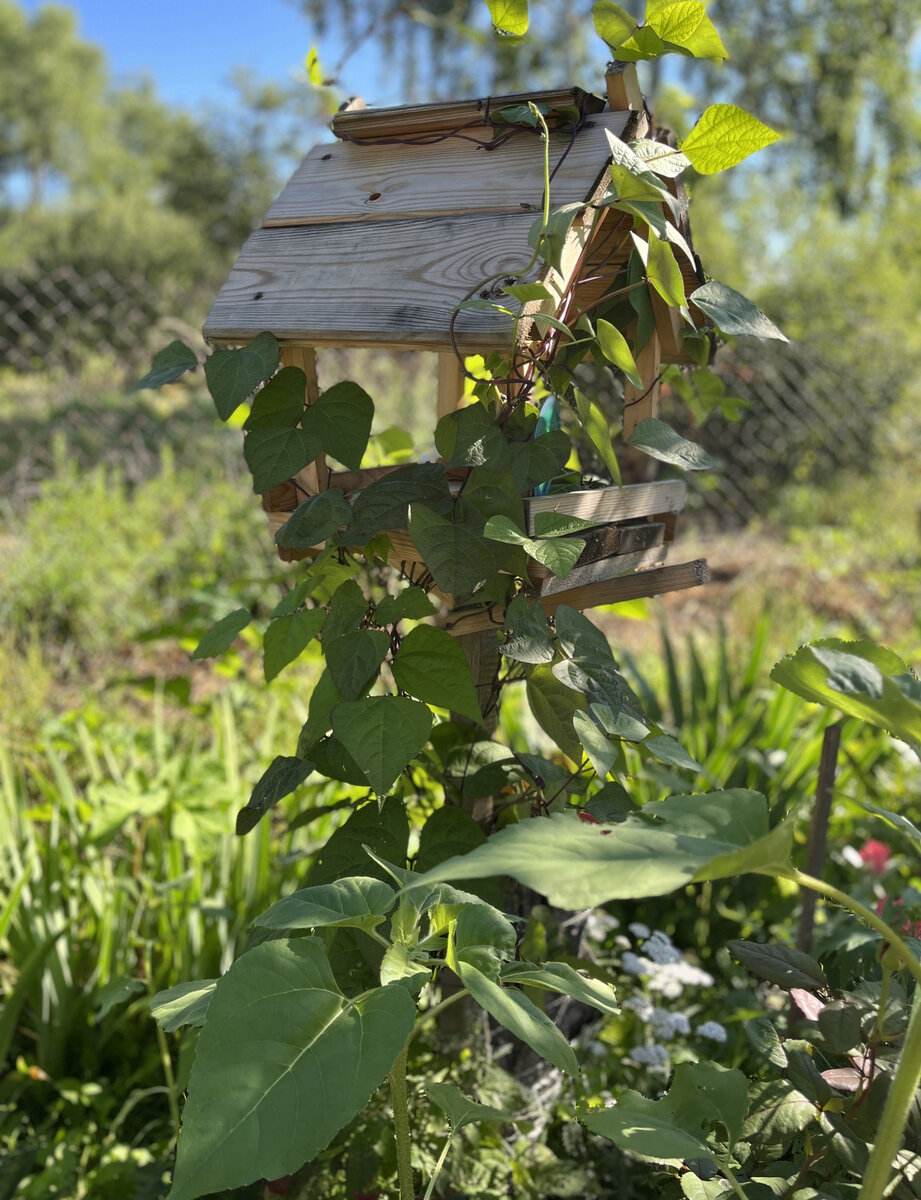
{"left": 203, "top": 66, "right": 711, "bottom": 635}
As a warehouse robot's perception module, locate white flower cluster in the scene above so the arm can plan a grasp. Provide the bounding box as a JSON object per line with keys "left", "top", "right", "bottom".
{"left": 627, "top": 1043, "right": 671, "bottom": 1072}
{"left": 696, "top": 1020, "right": 728, "bottom": 1043}
{"left": 621, "top": 928, "right": 714, "bottom": 999}
{"left": 623, "top": 995, "right": 691, "bottom": 1039}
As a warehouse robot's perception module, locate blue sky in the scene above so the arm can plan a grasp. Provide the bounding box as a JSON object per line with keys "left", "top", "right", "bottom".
{"left": 19, "top": 0, "right": 361, "bottom": 111}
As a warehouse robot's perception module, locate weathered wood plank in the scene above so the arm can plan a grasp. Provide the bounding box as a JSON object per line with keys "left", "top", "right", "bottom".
{"left": 263, "top": 113, "right": 629, "bottom": 228}
{"left": 540, "top": 544, "right": 667, "bottom": 597}
{"left": 442, "top": 559, "right": 710, "bottom": 636}
{"left": 330, "top": 86, "right": 605, "bottom": 141}
{"left": 203, "top": 213, "right": 546, "bottom": 351}
{"left": 526, "top": 519, "right": 665, "bottom": 580}
{"left": 524, "top": 480, "right": 686, "bottom": 533}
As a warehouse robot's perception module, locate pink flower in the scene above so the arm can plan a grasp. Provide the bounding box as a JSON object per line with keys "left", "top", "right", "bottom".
{"left": 859, "top": 839, "right": 891, "bottom": 874}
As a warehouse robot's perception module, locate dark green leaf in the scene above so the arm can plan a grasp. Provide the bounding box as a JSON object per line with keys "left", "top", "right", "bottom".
{"left": 374, "top": 588, "right": 438, "bottom": 625}
{"left": 586, "top": 781, "right": 638, "bottom": 822}
{"left": 526, "top": 665, "right": 587, "bottom": 763}
{"left": 501, "top": 595, "right": 555, "bottom": 664}
{"left": 644, "top": 734, "right": 704, "bottom": 772}
{"left": 628, "top": 417, "right": 718, "bottom": 470}
{"left": 166, "top": 938, "right": 415, "bottom": 1200}
{"left": 332, "top": 696, "right": 433, "bottom": 795}
{"left": 263, "top": 609, "right": 325, "bottom": 682}
{"left": 416, "top": 807, "right": 488, "bottom": 874}
{"left": 727, "top": 940, "right": 828, "bottom": 990}
{"left": 392, "top": 625, "right": 482, "bottom": 722}
{"left": 255, "top": 877, "right": 396, "bottom": 933}
{"left": 322, "top": 580, "right": 370, "bottom": 642}
{"left": 524, "top": 429, "right": 572, "bottom": 486}
{"left": 275, "top": 492, "right": 352, "bottom": 549}
{"left": 425, "top": 1081, "right": 513, "bottom": 1131}
{"left": 408, "top": 504, "right": 497, "bottom": 594}
{"left": 349, "top": 463, "right": 452, "bottom": 543}
{"left": 307, "top": 796, "right": 409, "bottom": 886}
{"left": 690, "top": 281, "right": 788, "bottom": 341}
{"left": 583, "top": 1062, "right": 749, "bottom": 1165}
{"left": 744, "top": 1017, "right": 788, "bottom": 1068}
{"left": 457, "top": 958, "right": 580, "bottom": 1075}
{"left": 191, "top": 608, "right": 252, "bottom": 660}
{"left": 325, "top": 630, "right": 389, "bottom": 701}
{"left": 204, "top": 331, "right": 279, "bottom": 420}
{"left": 306, "top": 380, "right": 374, "bottom": 471}
{"left": 817, "top": 1003, "right": 862, "bottom": 1054}
{"left": 244, "top": 426, "right": 322, "bottom": 493}
{"left": 149, "top": 979, "right": 217, "bottom": 1032}
{"left": 243, "top": 366, "right": 306, "bottom": 430}
{"left": 132, "top": 340, "right": 198, "bottom": 391}
{"left": 502, "top": 961, "right": 619, "bottom": 1015}
{"left": 310, "top": 735, "right": 368, "bottom": 786}
{"left": 236, "top": 755, "right": 315, "bottom": 834}
{"left": 435, "top": 402, "right": 507, "bottom": 469}
{"left": 742, "top": 1079, "right": 816, "bottom": 1144}
{"left": 573, "top": 710, "right": 618, "bottom": 777}
{"left": 573, "top": 389, "right": 621, "bottom": 484}
{"left": 296, "top": 668, "right": 342, "bottom": 755}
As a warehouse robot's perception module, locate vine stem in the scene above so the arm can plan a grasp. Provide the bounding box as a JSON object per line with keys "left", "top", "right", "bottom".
{"left": 780, "top": 868, "right": 921, "bottom": 1200}
{"left": 720, "top": 1160, "right": 750, "bottom": 1200}
{"left": 422, "top": 1133, "right": 454, "bottom": 1200}
{"left": 390, "top": 1038, "right": 415, "bottom": 1200}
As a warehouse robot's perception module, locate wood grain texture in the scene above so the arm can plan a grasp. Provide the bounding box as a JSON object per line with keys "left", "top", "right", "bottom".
{"left": 263, "top": 113, "right": 629, "bottom": 228}
{"left": 203, "top": 213, "right": 546, "bottom": 351}
{"left": 443, "top": 559, "right": 710, "bottom": 636}
{"left": 540, "top": 544, "right": 667, "bottom": 597}
{"left": 524, "top": 480, "right": 686, "bottom": 533}
{"left": 330, "top": 86, "right": 605, "bottom": 141}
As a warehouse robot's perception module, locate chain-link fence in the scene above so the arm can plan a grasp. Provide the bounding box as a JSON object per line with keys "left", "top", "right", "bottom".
{"left": 0, "top": 263, "right": 215, "bottom": 374}
{"left": 1, "top": 264, "right": 881, "bottom": 524}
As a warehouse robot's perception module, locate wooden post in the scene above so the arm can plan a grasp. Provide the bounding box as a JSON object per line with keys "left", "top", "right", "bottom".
{"left": 605, "top": 62, "right": 644, "bottom": 112}
{"left": 283, "top": 345, "right": 328, "bottom": 494}
{"left": 437, "top": 353, "right": 465, "bottom": 420}
{"left": 622, "top": 328, "right": 661, "bottom": 441}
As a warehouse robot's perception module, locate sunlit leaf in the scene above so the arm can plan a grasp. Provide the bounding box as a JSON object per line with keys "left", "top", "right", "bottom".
{"left": 681, "top": 104, "right": 782, "bottom": 174}
{"left": 690, "top": 281, "right": 788, "bottom": 341}
{"left": 627, "top": 417, "right": 718, "bottom": 470}
{"left": 150, "top": 979, "right": 216, "bottom": 1033}
{"left": 596, "top": 318, "right": 643, "bottom": 386}
{"left": 485, "top": 0, "right": 529, "bottom": 36}
{"left": 255, "top": 877, "right": 396, "bottom": 933}
{"left": 425, "top": 1081, "right": 513, "bottom": 1131}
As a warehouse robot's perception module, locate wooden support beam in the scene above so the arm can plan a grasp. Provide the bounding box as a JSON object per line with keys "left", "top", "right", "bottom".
{"left": 442, "top": 559, "right": 710, "bottom": 636}
{"left": 282, "top": 345, "right": 328, "bottom": 495}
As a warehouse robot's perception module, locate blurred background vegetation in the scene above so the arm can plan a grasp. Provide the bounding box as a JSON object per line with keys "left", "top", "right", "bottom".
{"left": 1, "top": 1, "right": 919, "bottom": 1196}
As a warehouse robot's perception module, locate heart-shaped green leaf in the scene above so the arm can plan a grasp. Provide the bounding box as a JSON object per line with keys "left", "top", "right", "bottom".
{"left": 332, "top": 696, "right": 433, "bottom": 796}
{"left": 244, "top": 426, "right": 323, "bottom": 493}
{"left": 243, "top": 366, "right": 307, "bottom": 430}
{"left": 392, "top": 625, "right": 482, "bottom": 722}
{"left": 236, "top": 755, "right": 315, "bottom": 834}
{"left": 204, "top": 331, "right": 280, "bottom": 420}
{"left": 191, "top": 609, "right": 252, "bottom": 660}
{"left": 132, "top": 340, "right": 198, "bottom": 391}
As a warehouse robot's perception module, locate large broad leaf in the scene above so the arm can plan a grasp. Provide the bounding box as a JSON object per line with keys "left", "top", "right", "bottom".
{"left": 150, "top": 979, "right": 217, "bottom": 1032}
{"left": 133, "top": 340, "right": 198, "bottom": 391}
{"left": 408, "top": 504, "right": 497, "bottom": 595}
{"left": 690, "top": 280, "right": 787, "bottom": 341}
{"left": 263, "top": 609, "right": 325, "bottom": 683}
{"left": 255, "top": 877, "right": 396, "bottom": 934}
{"left": 204, "top": 331, "right": 279, "bottom": 420}
{"left": 435, "top": 402, "right": 507, "bottom": 469}
{"left": 681, "top": 103, "right": 782, "bottom": 174}
{"left": 592, "top": 1, "right": 638, "bottom": 50}
{"left": 391, "top": 625, "right": 482, "bottom": 722}
{"left": 772, "top": 640, "right": 921, "bottom": 755}
{"left": 191, "top": 608, "right": 252, "bottom": 660}
{"left": 456, "top": 958, "right": 580, "bottom": 1076}
{"left": 526, "top": 664, "right": 587, "bottom": 763}
{"left": 244, "top": 426, "right": 323, "bottom": 493}
{"left": 410, "top": 790, "right": 793, "bottom": 908}
{"left": 349, "top": 463, "right": 453, "bottom": 544}
{"left": 648, "top": 1, "right": 726, "bottom": 60}
{"left": 332, "top": 696, "right": 433, "bottom": 796}
{"left": 416, "top": 807, "right": 488, "bottom": 874}
{"left": 236, "top": 755, "right": 315, "bottom": 835}
{"left": 304, "top": 380, "right": 374, "bottom": 471}
{"left": 632, "top": 138, "right": 691, "bottom": 179}
{"left": 628, "top": 417, "right": 718, "bottom": 470}
{"left": 166, "top": 938, "right": 415, "bottom": 1200}
{"left": 583, "top": 1062, "right": 748, "bottom": 1167}
{"left": 325, "top": 629, "right": 389, "bottom": 701}
{"left": 728, "top": 940, "right": 828, "bottom": 991}
{"left": 243, "top": 366, "right": 306, "bottom": 430}
{"left": 275, "top": 492, "right": 353, "bottom": 549}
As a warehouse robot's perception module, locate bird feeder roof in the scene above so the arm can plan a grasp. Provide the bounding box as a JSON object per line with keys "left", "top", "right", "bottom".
{"left": 204, "top": 81, "right": 699, "bottom": 356}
